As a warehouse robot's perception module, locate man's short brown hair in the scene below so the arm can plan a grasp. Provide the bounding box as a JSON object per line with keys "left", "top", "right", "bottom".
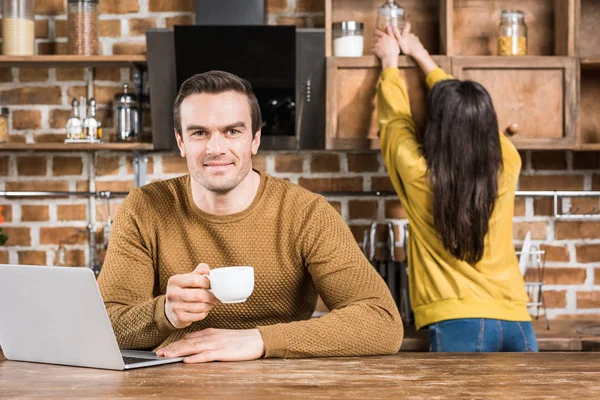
{"left": 173, "top": 70, "right": 262, "bottom": 136}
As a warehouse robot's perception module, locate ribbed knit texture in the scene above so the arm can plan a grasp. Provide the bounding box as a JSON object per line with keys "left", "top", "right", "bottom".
{"left": 98, "top": 171, "right": 403, "bottom": 358}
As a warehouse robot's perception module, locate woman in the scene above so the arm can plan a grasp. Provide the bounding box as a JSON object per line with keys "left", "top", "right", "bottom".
{"left": 372, "top": 23, "right": 537, "bottom": 352}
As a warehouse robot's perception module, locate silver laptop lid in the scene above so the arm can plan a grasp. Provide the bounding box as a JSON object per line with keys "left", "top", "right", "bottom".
{"left": 0, "top": 264, "right": 126, "bottom": 370}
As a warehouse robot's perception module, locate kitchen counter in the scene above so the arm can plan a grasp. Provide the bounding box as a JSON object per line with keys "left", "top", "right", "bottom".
{"left": 401, "top": 319, "right": 600, "bottom": 352}
{"left": 1, "top": 351, "right": 599, "bottom": 398}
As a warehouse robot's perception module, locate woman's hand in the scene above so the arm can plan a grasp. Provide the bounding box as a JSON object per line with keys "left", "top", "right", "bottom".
{"left": 391, "top": 22, "right": 427, "bottom": 58}
{"left": 372, "top": 26, "right": 400, "bottom": 70}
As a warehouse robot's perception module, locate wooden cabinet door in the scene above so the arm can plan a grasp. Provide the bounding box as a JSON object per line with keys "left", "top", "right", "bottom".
{"left": 325, "top": 56, "right": 452, "bottom": 150}
{"left": 451, "top": 57, "right": 577, "bottom": 149}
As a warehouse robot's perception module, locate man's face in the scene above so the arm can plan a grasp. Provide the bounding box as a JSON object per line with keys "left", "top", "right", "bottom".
{"left": 176, "top": 91, "right": 261, "bottom": 193}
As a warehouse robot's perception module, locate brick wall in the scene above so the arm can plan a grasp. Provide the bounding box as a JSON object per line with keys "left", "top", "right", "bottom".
{"left": 1, "top": 1, "right": 599, "bottom": 320}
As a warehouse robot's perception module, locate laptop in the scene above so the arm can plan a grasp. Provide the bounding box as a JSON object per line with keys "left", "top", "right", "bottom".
{"left": 0, "top": 264, "right": 183, "bottom": 370}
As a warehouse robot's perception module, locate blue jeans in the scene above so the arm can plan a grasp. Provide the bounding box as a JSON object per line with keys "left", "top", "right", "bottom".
{"left": 428, "top": 318, "right": 539, "bottom": 352}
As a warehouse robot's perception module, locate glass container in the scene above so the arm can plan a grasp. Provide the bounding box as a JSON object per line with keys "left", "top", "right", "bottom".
{"left": 113, "top": 83, "right": 139, "bottom": 142}
{"left": 332, "top": 21, "right": 364, "bottom": 57}
{"left": 377, "top": 0, "right": 405, "bottom": 32}
{"left": 498, "top": 10, "right": 527, "bottom": 56}
{"left": 67, "top": 0, "right": 99, "bottom": 55}
{"left": 1, "top": 0, "right": 35, "bottom": 55}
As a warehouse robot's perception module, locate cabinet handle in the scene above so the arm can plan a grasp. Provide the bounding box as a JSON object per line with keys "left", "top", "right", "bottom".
{"left": 506, "top": 123, "right": 519, "bottom": 136}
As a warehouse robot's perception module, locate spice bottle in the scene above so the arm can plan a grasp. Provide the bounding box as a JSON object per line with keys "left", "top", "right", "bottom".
{"left": 84, "top": 98, "right": 99, "bottom": 141}
{"left": 0, "top": 108, "right": 9, "bottom": 143}
{"left": 67, "top": 0, "right": 100, "bottom": 55}
{"left": 498, "top": 10, "right": 527, "bottom": 56}
{"left": 1, "top": 0, "right": 35, "bottom": 55}
{"left": 377, "top": 0, "right": 406, "bottom": 32}
{"left": 66, "top": 98, "right": 83, "bottom": 140}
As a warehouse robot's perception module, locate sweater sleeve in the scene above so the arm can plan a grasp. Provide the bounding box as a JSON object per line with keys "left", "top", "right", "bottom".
{"left": 257, "top": 198, "right": 403, "bottom": 358}
{"left": 97, "top": 189, "right": 178, "bottom": 349}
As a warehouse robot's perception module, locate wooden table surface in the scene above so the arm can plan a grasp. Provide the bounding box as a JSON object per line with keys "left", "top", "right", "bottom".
{"left": 1, "top": 352, "right": 599, "bottom": 399}
{"left": 401, "top": 319, "right": 600, "bottom": 352}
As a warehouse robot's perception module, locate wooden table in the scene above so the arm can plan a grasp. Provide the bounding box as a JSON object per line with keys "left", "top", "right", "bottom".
{"left": 401, "top": 319, "right": 600, "bottom": 352}
{"left": 1, "top": 352, "right": 599, "bottom": 399}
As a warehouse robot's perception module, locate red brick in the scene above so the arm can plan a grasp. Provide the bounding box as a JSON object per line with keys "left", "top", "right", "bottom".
{"left": 524, "top": 267, "right": 586, "bottom": 285}
{"left": 311, "top": 153, "right": 339, "bottom": 173}
{"left": 65, "top": 250, "right": 86, "bottom": 267}
{"left": 555, "top": 221, "right": 600, "bottom": 240}
{"left": 125, "top": 156, "right": 155, "bottom": 175}
{"left": 267, "top": 0, "right": 288, "bottom": 13}
{"left": 95, "top": 68, "right": 121, "bottom": 82}
{"left": 165, "top": 15, "right": 194, "bottom": 28}
{"left": 18, "top": 251, "right": 47, "bottom": 266}
{"left": 384, "top": 199, "right": 407, "bottom": 219}
{"left": 112, "top": 42, "right": 146, "bottom": 55}
{"left": 162, "top": 155, "right": 189, "bottom": 174}
{"left": 371, "top": 176, "right": 395, "bottom": 192}
{"left": 573, "top": 153, "right": 600, "bottom": 170}
{"left": 541, "top": 290, "right": 567, "bottom": 308}
{"left": 53, "top": 156, "right": 83, "bottom": 176}
{"left": 96, "top": 181, "right": 135, "bottom": 192}
{"left": 328, "top": 201, "right": 342, "bottom": 215}
{"left": 576, "top": 244, "right": 600, "bottom": 263}
{"left": 35, "top": 19, "right": 49, "bottom": 38}
{"left": 0, "top": 251, "right": 8, "bottom": 264}
{"left": 1, "top": 227, "right": 31, "bottom": 246}
{"left": 519, "top": 175, "right": 584, "bottom": 191}
{"left": 67, "top": 85, "right": 87, "bottom": 100}
{"left": 1, "top": 204, "right": 12, "bottom": 222}
{"left": 129, "top": 18, "right": 156, "bottom": 36}
{"left": 556, "top": 314, "right": 600, "bottom": 320}
{"left": 97, "top": 156, "right": 120, "bottom": 176}
{"left": 49, "top": 109, "right": 71, "bottom": 129}
{"left": 99, "top": 20, "right": 122, "bottom": 37}
{"left": 0, "top": 157, "right": 8, "bottom": 176}
{"left": 577, "top": 292, "right": 600, "bottom": 308}
{"left": 595, "top": 268, "right": 600, "bottom": 285}
{"left": 1, "top": 87, "right": 62, "bottom": 105}
{"left": 531, "top": 151, "right": 567, "bottom": 170}
{"left": 347, "top": 153, "right": 379, "bottom": 172}
{"left": 34, "top": 133, "right": 67, "bottom": 143}
{"left": 513, "top": 222, "right": 547, "bottom": 240}
{"left": 252, "top": 154, "right": 267, "bottom": 172}
{"left": 514, "top": 197, "right": 526, "bottom": 216}
{"left": 99, "top": 0, "right": 140, "bottom": 14}
{"left": 56, "top": 68, "right": 85, "bottom": 81}
{"left": 17, "top": 156, "right": 47, "bottom": 176}
{"left": 95, "top": 201, "right": 123, "bottom": 223}
{"left": 298, "top": 177, "right": 363, "bottom": 192}
{"left": 18, "top": 68, "right": 49, "bottom": 82}
{"left": 275, "top": 154, "right": 303, "bottom": 173}
{"left": 38, "top": 41, "right": 67, "bottom": 55}
{"left": 5, "top": 181, "right": 69, "bottom": 191}
{"left": 57, "top": 204, "right": 87, "bottom": 221}
{"left": 0, "top": 68, "right": 13, "bottom": 82}
{"left": 275, "top": 17, "right": 308, "bottom": 27}
{"left": 348, "top": 200, "right": 378, "bottom": 220}
{"left": 148, "top": 0, "right": 194, "bottom": 12}
{"left": 533, "top": 197, "right": 554, "bottom": 216}
{"left": 21, "top": 205, "right": 49, "bottom": 222}
{"left": 40, "top": 227, "right": 88, "bottom": 245}
{"left": 12, "top": 110, "right": 42, "bottom": 130}
{"left": 296, "top": 0, "right": 323, "bottom": 12}
{"left": 8, "top": 134, "right": 27, "bottom": 143}
{"left": 540, "top": 245, "right": 569, "bottom": 262}
{"left": 35, "top": 0, "right": 65, "bottom": 15}
{"left": 94, "top": 85, "right": 123, "bottom": 105}
{"left": 55, "top": 19, "right": 68, "bottom": 38}
{"left": 76, "top": 180, "right": 89, "bottom": 191}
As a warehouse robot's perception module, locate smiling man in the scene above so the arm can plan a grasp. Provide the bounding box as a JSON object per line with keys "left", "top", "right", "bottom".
{"left": 98, "top": 71, "right": 402, "bottom": 363}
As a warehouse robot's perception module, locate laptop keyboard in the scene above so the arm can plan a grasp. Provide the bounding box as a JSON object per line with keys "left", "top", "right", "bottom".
{"left": 122, "top": 355, "right": 154, "bottom": 365}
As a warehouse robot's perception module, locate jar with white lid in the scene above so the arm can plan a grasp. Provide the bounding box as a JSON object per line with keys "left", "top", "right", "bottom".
{"left": 333, "top": 21, "right": 364, "bottom": 57}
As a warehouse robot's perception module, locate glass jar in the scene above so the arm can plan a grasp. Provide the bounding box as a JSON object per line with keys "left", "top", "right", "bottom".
{"left": 333, "top": 21, "right": 364, "bottom": 57}
{"left": 498, "top": 10, "right": 527, "bottom": 56}
{"left": 1, "top": 0, "right": 35, "bottom": 55}
{"left": 0, "top": 108, "right": 9, "bottom": 143}
{"left": 377, "top": 0, "right": 405, "bottom": 32}
{"left": 113, "top": 83, "right": 140, "bottom": 142}
{"left": 67, "top": 0, "right": 100, "bottom": 55}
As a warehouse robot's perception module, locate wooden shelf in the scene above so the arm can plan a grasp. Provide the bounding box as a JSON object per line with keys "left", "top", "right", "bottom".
{"left": 581, "top": 58, "right": 600, "bottom": 70}
{"left": 0, "top": 55, "right": 146, "bottom": 67}
{"left": 578, "top": 143, "right": 600, "bottom": 151}
{"left": 0, "top": 142, "right": 154, "bottom": 151}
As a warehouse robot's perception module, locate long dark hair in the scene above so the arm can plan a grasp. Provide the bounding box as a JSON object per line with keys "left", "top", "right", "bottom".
{"left": 422, "top": 79, "right": 503, "bottom": 264}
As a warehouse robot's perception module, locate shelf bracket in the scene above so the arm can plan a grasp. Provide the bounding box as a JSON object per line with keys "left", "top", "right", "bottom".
{"left": 133, "top": 151, "right": 148, "bottom": 188}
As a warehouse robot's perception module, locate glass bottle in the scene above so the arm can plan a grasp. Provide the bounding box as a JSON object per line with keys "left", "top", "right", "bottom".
{"left": 377, "top": 0, "right": 406, "bottom": 32}
{"left": 67, "top": 0, "right": 100, "bottom": 55}
{"left": 0, "top": 108, "right": 9, "bottom": 143}
{"left": 498, "top": 10, "right": 527, "bottom": 56}
{"left": 332, "top": 21, "right": 364, "bottom": 57}
{"left": 66, "top": 98, "right": 83, "bottom": 141}
{"left": 1, "top": 0, "right": 35, "bottom": 55}
{"left": 113, "top": 83, "right": 140, "bottom": 142}
{"left": 84, "top": 98, "right": 99, "bottom": 141}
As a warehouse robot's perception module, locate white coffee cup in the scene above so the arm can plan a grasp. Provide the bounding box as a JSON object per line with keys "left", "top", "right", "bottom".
{"left": 207, "top": 266, "right": 254, "bottom": 303}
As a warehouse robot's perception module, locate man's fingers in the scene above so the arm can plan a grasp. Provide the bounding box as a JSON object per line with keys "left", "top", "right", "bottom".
{"left": 183, "top": 350, "right": 221, "bottom": 363}
{"left": 178, "top": 288, "right": 218, "bottom": 304}
{"left": 161, "top": 338, "right": 212, "bottom": 358}
{"left": 193, "top": 263, "right": 210, "bottom": 275}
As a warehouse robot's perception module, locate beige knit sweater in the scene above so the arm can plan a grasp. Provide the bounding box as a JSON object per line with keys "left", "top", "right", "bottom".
{"left": 98, "top": 171, "right": 403, "bottom": 358}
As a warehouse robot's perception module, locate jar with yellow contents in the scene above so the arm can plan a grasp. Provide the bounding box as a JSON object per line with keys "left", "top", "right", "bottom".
{"left": 498, "top": 10, "right": 527, "bottom": 56}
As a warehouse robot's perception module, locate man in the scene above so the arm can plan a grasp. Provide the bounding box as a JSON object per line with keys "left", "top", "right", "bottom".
{"left": 98, "top": 71, "right": 403, "bottom": 363}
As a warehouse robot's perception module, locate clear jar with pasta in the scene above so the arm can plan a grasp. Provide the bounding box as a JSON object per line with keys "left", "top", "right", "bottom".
{"left": 498, "top": 10, "right": 527, "bottom": 56}
{"left": 1, "top": 0, "right": 35, "bottom": 55}
{"left": 67, "top": 0, "right": 100, "bottom": 55}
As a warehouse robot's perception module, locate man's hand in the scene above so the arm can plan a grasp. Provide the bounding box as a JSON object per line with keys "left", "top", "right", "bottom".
{"left": 372, "top": 26, "right": 400, "bottom": 70}
{"left": 164, "top": 263, "right": 219, "bottom": 329}
{"left": 156, "top": 328, "right": 266, "bottom": 363}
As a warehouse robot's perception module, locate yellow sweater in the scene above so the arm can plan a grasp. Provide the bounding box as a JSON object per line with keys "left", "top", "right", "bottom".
{"left": 378, "top": 67, "right": 531, "bottom": 330}
{"left": 98, "top": 172, "right": 403, "bottom": 358}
